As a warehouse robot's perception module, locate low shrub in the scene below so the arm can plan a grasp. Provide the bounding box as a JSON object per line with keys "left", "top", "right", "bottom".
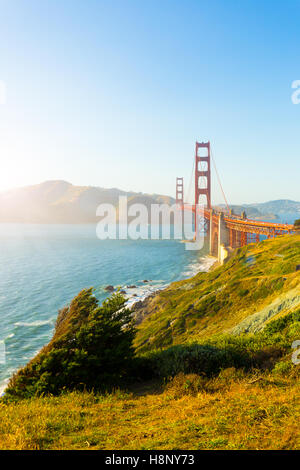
{"left": 5, "top": 289, "right": 136, "bottom": 399}
{"left": 142, "top": 342, "right": 251, "bottom": 379}
{"left": 138, "top": 310, "right": 300, "bottom": 381}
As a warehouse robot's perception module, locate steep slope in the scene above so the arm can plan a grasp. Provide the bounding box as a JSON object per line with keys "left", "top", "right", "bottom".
{"left": 133, "top": 234, "right": 300, "bottom": 352}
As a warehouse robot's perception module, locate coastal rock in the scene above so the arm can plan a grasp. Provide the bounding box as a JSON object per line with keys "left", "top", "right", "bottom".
{"left": 127, "top": 285, "right": 137, "bottom": 289}
{"left": 131, "top": 292, "right": 159, "bottom": 325}
{"left": 105, "top": 285, "right": 115, "bottom": 292}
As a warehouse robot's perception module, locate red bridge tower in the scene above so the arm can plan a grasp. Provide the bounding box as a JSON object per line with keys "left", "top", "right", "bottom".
{"left": 195, "top": 141, "right": 211, "bottom": 210}
{"left": 176, "top": 177, "right": 184, "bottom": 205}
{"left": 195, "top": 141, "right": 211, "bottom": 237}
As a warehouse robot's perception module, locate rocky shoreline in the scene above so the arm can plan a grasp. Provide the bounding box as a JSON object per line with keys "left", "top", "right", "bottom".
{"left": 129, "top": 255, "right": 218, "bottom": 325}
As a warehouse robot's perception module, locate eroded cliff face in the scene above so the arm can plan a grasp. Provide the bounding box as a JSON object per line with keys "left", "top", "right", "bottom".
{"left": 231, "top": 287, "right": 300, "bottom": 334}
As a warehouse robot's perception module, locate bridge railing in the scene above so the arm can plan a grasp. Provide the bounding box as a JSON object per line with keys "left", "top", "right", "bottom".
{"left": 177, "top": 204, "right": 295, "bottom": 232}
{"left": 223, "top": 216, "right": 294, "bottom": 231}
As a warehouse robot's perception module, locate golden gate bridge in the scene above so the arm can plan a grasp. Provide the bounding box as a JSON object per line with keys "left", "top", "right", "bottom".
{"left": 176, "top": 141, "right": 295, "bottom": 261}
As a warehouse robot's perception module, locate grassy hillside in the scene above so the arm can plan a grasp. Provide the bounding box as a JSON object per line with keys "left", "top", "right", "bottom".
{"left": 0, "top": 234, "right": 299, "bottom": 450}
{"left": 133, "top": 234, "right": 300, "bottom": 352}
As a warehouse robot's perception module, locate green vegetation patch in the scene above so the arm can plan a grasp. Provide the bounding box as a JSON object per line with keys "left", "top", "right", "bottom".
{"left": 134, "top": 235, "right": 300, "bottom": 351}
{"left": 5, "top": 289, "right": 136, "bottom": 399}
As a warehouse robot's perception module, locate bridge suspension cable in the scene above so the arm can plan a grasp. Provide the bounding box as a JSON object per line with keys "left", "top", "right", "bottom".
{"left": 185, "top": 157, "right": 195, "bottom": 204}
{"left": 210, "top": 147, "right": 230, "bottom": 213}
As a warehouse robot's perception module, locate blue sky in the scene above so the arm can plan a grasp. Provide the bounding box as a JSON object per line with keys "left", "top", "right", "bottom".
{"left": 0, "top": 0, "right": 299, "bottom": 204}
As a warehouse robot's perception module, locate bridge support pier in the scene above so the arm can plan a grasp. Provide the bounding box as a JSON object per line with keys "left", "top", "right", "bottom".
{"left": 230, "top": 229, "right": 238, "bottom": 248}
{"left": 209, "top": 211, "right": 229, "bottom": 263}
{"left": 241, "top": 232, "right": 247, "bottom": 246}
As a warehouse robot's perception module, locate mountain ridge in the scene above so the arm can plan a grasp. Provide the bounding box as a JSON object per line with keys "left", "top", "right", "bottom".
{"left": 0, "top": 180, "right": 176, "bottom": 223}
{"left": 0, "top": 180, "right": 299, "bottom": 223}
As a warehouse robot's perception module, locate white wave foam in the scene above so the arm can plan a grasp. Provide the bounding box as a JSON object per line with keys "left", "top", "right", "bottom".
{"left": 4, "top": 333, "right": 15, "bottom": 340}
{"left": 0, "top": 384, "right": 7, "bottom": 396}
{"left": 121, "top": 257, "right": 215, "bottom": 309}
{"left": 182, "top": 255, "right": 216, "bottom": 278}
{"left": 14, "top": 320, "right": 53, "bottom": 327}
{"left": 122, "top": 281, "right": 168, "bottom": 309}
{"left": 0, "top": 377, "right": 10, "bottom": 396}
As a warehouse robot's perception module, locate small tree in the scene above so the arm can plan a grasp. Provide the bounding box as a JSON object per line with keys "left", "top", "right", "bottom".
{"left": 6, "top": 289, "right": 136, "bottom": 398}
{"left": 294, "top": 219, "right": 300, "bottom": 228}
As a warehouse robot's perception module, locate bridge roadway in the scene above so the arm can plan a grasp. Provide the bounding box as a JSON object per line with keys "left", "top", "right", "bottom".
{"left": 204, "top": 209, "right": 294, "bottom": 238}
{"left": 182, "top": 204, "right": 295, "bottom": 261}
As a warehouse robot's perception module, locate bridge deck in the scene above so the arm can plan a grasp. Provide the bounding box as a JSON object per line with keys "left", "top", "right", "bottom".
{"left": 181, "top": 204, "right": 295, "bottom": 236}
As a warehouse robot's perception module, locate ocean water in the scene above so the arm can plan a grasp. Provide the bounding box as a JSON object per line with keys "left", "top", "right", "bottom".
{"left": 0, "top": 223, "right": 214, "bottom": 393}
{"left": 272, "top": 213, "right": 299, "bottom": 225}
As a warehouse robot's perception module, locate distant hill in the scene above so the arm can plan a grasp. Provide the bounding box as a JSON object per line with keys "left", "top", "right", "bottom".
{"left": 0, "top": 180, "right": 175, "bottom": 223}
{"left": 247, "top": 199, "right": 300, "bottom": 215}
{"left": 217, "top": 199, "right": 300, "bottom": 222}
{"left": 215, "top": 204, "right": 273, "bottom": 219}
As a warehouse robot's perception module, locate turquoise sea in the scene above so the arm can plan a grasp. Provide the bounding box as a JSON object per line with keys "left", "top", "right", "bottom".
{"left": 0, "top": 223, "right": 213, "bottom": 393}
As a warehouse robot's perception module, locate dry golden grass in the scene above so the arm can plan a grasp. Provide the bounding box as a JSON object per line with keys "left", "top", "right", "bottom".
{"left": 0, "top": 372, "right": 299, "bottom": 450}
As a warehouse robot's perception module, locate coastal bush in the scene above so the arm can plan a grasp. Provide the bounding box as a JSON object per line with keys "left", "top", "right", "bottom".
{"left": 5, "top": 289, "right": 136, "bottom": 399}
{"left": 139, "top": 310, "right": 300, "bottom": 380}
{"left": 263, "top": 309, "right": 300, "bottom": 335}
{"left": 142, "top": 342, "right": 251, "bottom": 379}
